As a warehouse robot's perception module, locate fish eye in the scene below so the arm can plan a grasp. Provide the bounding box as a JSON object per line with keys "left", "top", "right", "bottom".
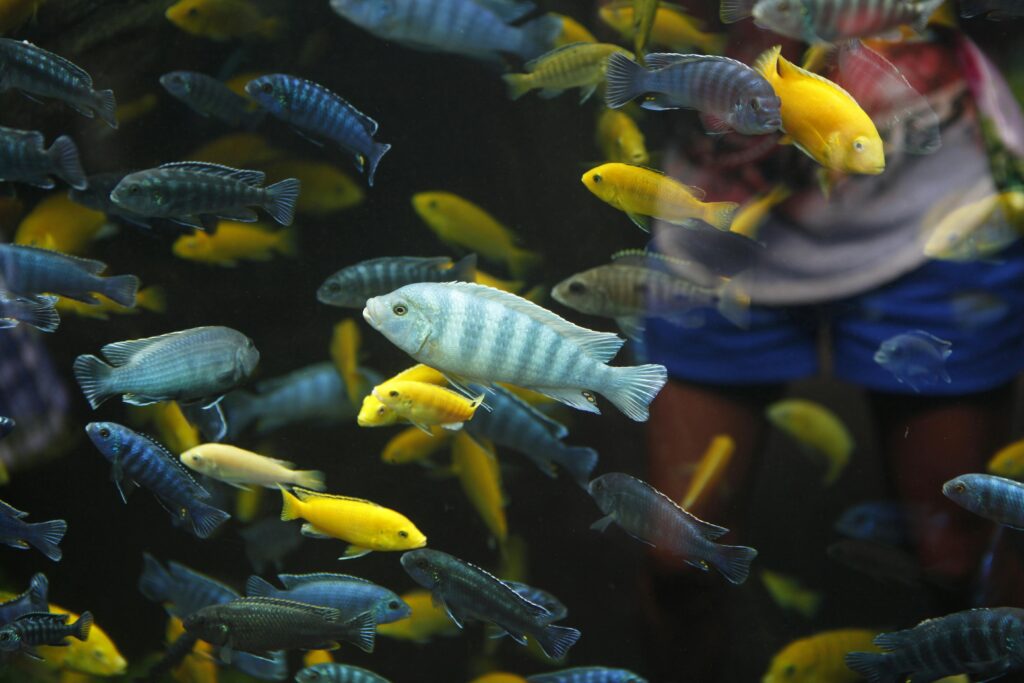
{"left": 191, "top": 453, "right": 202, "bottom": 462}
{"left": 99, "top": 427, "right": 111, "bottom": 438}
{"left": 187, "top": 6, "right": 199, "bottom": 16}
{"left": 592, "top": 173, "right": 602, "bottom": 183}
{"left": 567, "top": 281, "right": 586, "bottom": 294}
{"left": 398, "top": 530, "right": 409, "bottom": 538}
{"left": 853, "top": 139, "right": 866, "bottom": 152}
{"left": 783, "top": 664, "right": 797, "bottom": 677}
{"left": 593, "top": 480, "right": 604, "bottom": 490}
{"left": 750, "top": 99, "right": 761, "bottom": 111}
{"left": 93, "top": 650, "right": 105, "bottom": 659}
{"left": 326, "top": 282, "right": 340, "bottom": 293}
{"left": 260, "top": 82, "right": 273, "bottom": 94}
{"left": 393, "top": 304, "right": 407, "bottom": 316}
{"left": 388, "top": 600, "right": 400, "bottom": 610}
{"left": 954, "top": 482, "right": 966, "bottom": 493}
{"left": 427, "top": 199, "right": 438, "bottom": 209}
{"left": 416, "top": 558, "right": 428, "bottom": 569}
{"left": 389, "top": 390, "right": 399, "bottom": 397}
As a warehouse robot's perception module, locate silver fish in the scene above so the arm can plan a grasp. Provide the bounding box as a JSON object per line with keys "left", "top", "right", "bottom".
{"left": 742, "top": 0, "right": 944, "bottom": 42}
{"left": 944, "top": 473, "right": 1024, "bottom": 529}
{"left": 873, "top": 329, "right": 952, "bottom": 392}
{"left": 0, "top": 127, "right": 86, "bottom": 190}
{"left": 317, "top": 254, "right": 477, "bottom": 308}
{"left": 0, "top": 244, "right": 138, "bottom": 307}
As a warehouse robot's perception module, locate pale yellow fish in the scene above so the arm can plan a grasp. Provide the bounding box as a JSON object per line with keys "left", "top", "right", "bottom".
{"left": 760, "top": 570, "right": 821, "bottom": 619}
{"left": 165, "top": 0, "right": 281, "bottom": 41}
{"left": 35, "top": 603, "right": 127, "bottom": 676}
{"left": 551, "top": 12, "right": 597, "bottom": 46}
{"left": 600, "top": 1, "right": 726, "bottom": 54}
{"left": 596, "top": 107, "right": 649, "bottom": 165}
{"left": 235, "top": 486, "right": 264, "bottom": 523}
{"left": 381, "top": 425, "right": 453, "bottom": 465}
{"left": 358, "top": 365, "right": 449, "bottom": 427}
{"left": 766, "top": 399, "right": 853, "bottom": 486}
{"left": 988, "top": 438, "right": 1024, "bottom": 480}
{"left": 374, "top": 381, "right": 484, "bottom": 432}
{"left": 452, "top": 432, "right": 507, "bottom": 543}
{"left": 56, "top": 286, "right": 166, "bottom": 320}
{"left": 166, "top": 616, "right": 217, "bottom": 683}
{"left": 132, "top": 402, "right": 200, "bottom": 454}
{"left": 263, "top": 159, "right": 363, "bottom": 216}
{"left": 730, "top": 186, "right": 791, "bottom": 240}
{"left": 503, "top": 43, "right": 628, "bottom": 102}
{"left": 189, "top": 133, "right": 285, "bottom": 168}
{"left": 922, "top": 190, "right": 1024, "bottom": 261}
{"left": 762, "top": 629, "right": 879, "bottom": 683}
{"left": 680, "top": 434, "right": 734, "bottom": 510}
{"left": 173, "top": 221, "right": 296, "bottom": 266}
{"left": 302, "top": 649, "right": 334, "bottom": 667}
{"left": 15, "top": 193, "right": 108, "bottom": 254}
{"left": 376, "top": 590, "right": 458, "bottom": 642}
{"left": 181, "top": 443, "right": 325, "bottom": 490}
{"left": 474, "top": 269, "right": 524, "bottom": 293}
{"left": 331, "top": 319, "right": 368, "bottom": 407}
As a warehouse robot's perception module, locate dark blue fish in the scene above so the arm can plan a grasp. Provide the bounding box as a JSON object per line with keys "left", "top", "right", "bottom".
{"left": 0, "top": 417, "right": 11, "bottom": 439}
{"left": 0, "top": 499, "right": 66, "bottom": 562}
{"left": 0, "top": 574, "right": 48, "bottom": 626}
{"left": 834, "top": 500, "right": 910, "bottom": 547}
{"left": 138, "top": 553, "right": 239, "bottom": 618}
{"left": 0, "top": 244, "right": 138, "bottom": 307}
{"left": 246, "top": 573, "right": 411, "bottom": 625}
{"left": 527, "top": 667, "right": 648, "bottom": 683}
{"left": 0, "top": 611, "right": 92, "bottom": 658}
{"left": 0, "top": 127, "right": 86, "bottom": 190}
{"left": 245, "top": 74, "right": 391, "bottom": 187}
{"left": 0, "top": 291, "right": 59, "bottom": 333}
{"left": 69, "top": 171, "right": 204, "bottom": 233}
{"left": 296, "top": 663, "right": 391, "bottom": 683}
{"left": 317, "top": 254, "right": 477, "bottom": 308}
{"left": 84, "top": 422, "right": 230, "bottom": 538}
{"left": 873, "top": 330, "right": 952, "bottom": 392}
{"left": 160, "top": 71, "right": 265, "bottom": 128}
{"left": 239, "top": 517, "right": 304, "bottom": 574}
{"left": 944, "top": 473, "right": 1024, "bottom": 529}
{"left": 0, "top": 38, "right": 116, "bottom": 127}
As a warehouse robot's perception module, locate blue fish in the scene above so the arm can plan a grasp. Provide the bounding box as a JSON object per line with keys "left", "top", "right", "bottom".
{"left": 68, "top": 171, "right": 192, "bottom": 232}
{"left": 0, "top": 498, "right": 66, "bottom": 562}
{"left": 0, "top": 610, "right": 92, "bottom": 657}
{"left": 0, "top": 127, "right": 86, "bottom": 189}
{"left": 84, "top": 422, "right": 230, "bottom": 538}
{"left": 0, "top": 291, "right": 59, "bottom": 333}
{"left": 160, "top": 71, "right": 264, "bottom": 128}
{"left": 0, "top": 574, "right": 48, "bottom": 626}
{"left": 526, "top": 668, "right": 648, "bottom": 683}
{"left": 873, "top": 329, "right": 952, "bottom": 392}
{"left": 0, "top": 244, "right": 138, "bottom": 307}
{"left": 834, "top": 500, "right": 910, "bottom": 547}
{"left": 0, "top": 417, "right": 12, "bottom": 439}
{"left": 138, "top": 553, "right": 239, "bottom": 618}
{"left": 246, "top": 573, "right": 411, "bottom": 624}
{"left": 245, "top": 74, "right": 391, "bottom": 187}
{"left": 296, "top": 663, "right": 391, "bottom": 683}
{"left": 317, "top": 254, "right": 478, "bottom": 309}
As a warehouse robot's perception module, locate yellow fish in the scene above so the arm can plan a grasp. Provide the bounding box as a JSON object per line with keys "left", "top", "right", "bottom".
{"left": 988, "top": 438, "right": 1024, "bottom": 480}
{"left": 412, "top": 192, "right": 541, "bottom": 278}
{"left": 381, "top": 425, "right": 454, "bottom": 465}
{"left": 759, "top": 570, "right": 822, "bottom": 619}
{"left": 189, "top": 133, "right": 284, "bottom": 168}
{"left": 730, "top": 185, "right": 791, "bottom": 240}
{"left": 166, "top": 616, "right": 217, "bottom": 683}
{"left": 165, "top": 0, "right": 280, "bottom": 41}
{"left": 223, "top": 71, "right": 267, "bottom": 100}
{"left": 172, "top": 221, "right": 296, "bottom": 266}
{"left": 632, "top": 0, "right": 659, "bottom": 60}
{"left": 263, "top": 160, "right": 364, "bottom": 216}
{"left": 373, "top": 381, "right": 485, "bottom": 432}
{"left": 280, "top": 487, "right": 427, "bottom": 558}
{"left": 181, "top": 443, "right": 326, "bottom": 490}
{"left": 56, "top": 286, "right": 166, "bottom": 320}
{"left": 596, "top": 107, "right": 649, "bottom": 165}
{"left": 132, "top": 402, "right": 200, "bottom": 454}
{"left": 0, "top": 0, "right": 44, "bottom": 35}
{"left": 503, "top": 43, "right": 629, "bottom": 102}
{"left": 762, "top": 629, "right": 879, "bottom": 683}
{"left": 469, "top": 675, "right": 529, "bottom": 683}
{"left": 600, "top": 2, "right": 725, "bottom": 54}
{"left": 331, "top": 319, "right": 369, "bottom": 407}
{"left": 754, "top": 46, "right": 884, "bottom": 175}
{"left": 582, "top": 162, "right": 737, "bottom": 231}
{"left": 452, "top": 432, "right": 507, "bottom": 544}
{"left": 302, "top": 649, "right": 334, "bottom": 667}
{"left": 551, "top": 13, "right": 597, "bottom": 46}
{"left": 235, "top": 486, "right": 264, "bottom": 523}
{"left": 358, "top": 364, "right": 449, "bottom": 427}
{"left": 922, "top": 190, "right": 1024, "bottom": 262}
{"left": 376, "top": 590, "right": 458, "bottom": 642}
{"left": 680, "top": 434, "right": 734, "bottom": 510}
{"left": 36, "top": 603, "right": 127, "bottom": 676}
{"left": 474, "top": 269, "right": 524, "bottom": 293}
{"left": 766, "top": 399, "right": 853, "bottom": 486}
{"left": 15, "top": 193, "right": 108, "bottom": 254}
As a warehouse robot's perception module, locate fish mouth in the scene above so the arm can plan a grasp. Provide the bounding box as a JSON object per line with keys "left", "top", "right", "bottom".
{"left": 362, "top": 304, "right": 378, "bottom": 328}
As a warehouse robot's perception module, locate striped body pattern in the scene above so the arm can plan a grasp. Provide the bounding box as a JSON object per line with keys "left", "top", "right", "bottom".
{"left": 943, "top": 473, "right": 1024, "bottom": 529}
{"left": 69, "top": 172, "right": 156, "bottom": 229}
{"left": 246, "top": 573, "right": 411, "bottom": 624}
{"left": 588, "top": 473, "right": 758, "bottom": 584}
{"left": 0, "top": 244, "right": 138, "bottom": 308}
{"left": 0, "top": 574, "right": 49, "bottom": 626}
{"left": 84, "top": 422, "right": 231, "bottom": 538}
{"left": 245, "top": 74, "right": 391, "bottom": 186}
{"left": 160, "top": 71, "right": 264, "bottom": 128}
{"left": 318, "top": 254, "right": 477, "bottom": 308}
{"left": 553, "top": 263, "right": 719, "bottom": 318}
{"left": 0, "top": 127, "right": 86, "bottom": 189}
{"left": 296, "top": 662, "right": 392, "bottom": 683}
{"left": 363, "top": 282, "right": 667, "bottom": 422}
{"left": 845, "top": 607, "right": 1024, "bottom": 681}
{"left": 0, "top": 610, "right": 92, "bottom": 653}
{"left": 526, "top": 667, "right": 648, "bottom": 683}
{"left": 503, "top": 43, "right": 628, "bottom": 101}
{"left": 0, "top": 500, "right": 66, "bottom": 562}
{"left": 138, "top": 553, "right": 238, "bottom": 618}
{"left": 0, "top": 38, "right": 116, "bottom": 127}
{"left": 752, "top": 0, "right": 944, "bottom": 43}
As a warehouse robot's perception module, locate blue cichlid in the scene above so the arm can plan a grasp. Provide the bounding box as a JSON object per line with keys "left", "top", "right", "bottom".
{"left": 246, "top": 573, "right": 411, "bottom": 625}
{"left": 68, "top": 171, "right": 165, "bottom": 230}
{"left": 0, "top": 38, "right": 116, "bottom": 127}
{"left": 0, "top": 127, "right": 86, "bottom": 189}
{"left": 400, "top": 548, "right": 581, "bottom": 659}
{"left": 363, "top": 282, "right": 667, "bottom": 422}
{"left": 0, "top": 610, "right": 92, "bottom": 656}
{"left": 526, "top": 668, "right": 648, "bottom": 683}
{"left": 604, "top": 52, "right": 781, "bottom": 135}
{"left": 0, "top": 499, "right": 65, "bottom": 562}
{"left": 834, "top": 500, "right": 910, "bottom": 547}
{"left": 0, "top": 573, "right": 49, "bottom": 625}
{"left": 0, "top": 244, "right": 138, "bottom": 307}
{"left": 73, "top": 325, "right": 259, "bottom": 409}
{"left": 318, "top": 254, "right": 477, "bottom": 308}
{"left": 246, "top": 74, "right": 391, "bottom": 187}
{"left": 329, "top": 0, "right": 561, "bottom": 62}
{"left": 139, "top": 553, "right": 238, "bottom": 618}
{"left": 0, "top": 291, "right": 58, "bottom": 332}
{"left": 84, "top": 422, "right": 231, "bottom": 538}
{"left": 160, "top": 71, "right": 264, "bottom": 128}
{"left": 296, "top": 662, "right": 392, "bottom": 683}
{"left": 944, "top": 473, "right": 1024, "bottom": 529}
{"left": 873, "top": 330, "right": 952, "bottom": 392}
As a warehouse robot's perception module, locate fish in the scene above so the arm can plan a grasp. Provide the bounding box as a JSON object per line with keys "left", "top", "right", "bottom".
{"left": 0, "top": 416, "right": 12, "bottom": 439}
{"left": 759, "top": 570, "right": 821, "bottom": 618}
{"left": 0, "top": 244, "right": 138, "bottom": 309}
{"left": 375, "top": 589, "right": 458, "bottom": 642}
{"left": 0, "top": 291, "right": 58, "bottom": 332}
{"left": 55, "top": 285, "right": 165, "bottom": 321}
{"left": 680, "top": 434, "right": 734, "bottom": 510}
{"left": 164, "top": 616, "right": 218, "bottom": 683}
{"left": 239, "top": 517, "right": 304, "bottom": 573}
{"left": 846, "top": 608, "right": 1024, "bottom": 682}
{"left": 473, "top": 675, "right": 528, "bottom": 683}
{"left": 753, "top": 46, "right": 885, "bottom": 175}
{"left": 138, "top": 553, "right": 239, "bottom": 619}
{"left": 552, "top": 13, "right": 598, "bottom": 46}
{"left": 503, "top": 43, "right": 630, "bottom": 103}
{"left": 73, "top": 326, "right": 258, "bottom": 410}
{"left": 766, "top": 399, "right": 852, "bottom": 486}
{"left": 303, "top": 649, "right": 334, "bottom": 667}
{"left": 165, "top": 0, "right": 281, "bottom": 40}
{"left": 0, "top": 611, "right": 92, "bottom": 657}
{"left": 632, "top": 0, "right": 659, "bottom": 58}
{"left": 84, "top": 422, "right": 231, "bottom": 538}
{"left": 923, "top": 191, "right": 1024, "bottom": 261}
{"left": 235, "top": 486, "right": 263, "bottom": 523}
{"left": 412, "top": 192, "right": 541, "bottom": 278}
{"left": 596, "top": 107, "right": 650, "bottom": 165}
{"left": 599, "top": 2, "right": 726, "bottom": 55}
{"left": 280, "top": 486, "right": 427, "bottom": 559}
{"left": 331, "top": 319, "right": 369, "bottom": 407}
{"left": 328, "top": 0, "right": 562, "bottom": 61}
{"left": 172, "top": 220, "right": 296, "bottom": 266}
{"left": 588, "top": 472, "right": 757, "bottom": 584}
{"left": 160, "top": 70, "right": 265, "bottom": 128}
{"left": 748, "top": 0, "right": 944, "bottom": 43}
{"left": 110, "top": 162, "right": 301, "bottom": 228}
{"left": 296, "top": 663, "right": 392, "bottom": 682}
{"left": 762, "top": 629, "right": 880, "bottom": 683}
{"left": 363, "top": 282, "right": 668, "bottom": 421}
{"left": 373, "top": 381, "right": 485, "bottom": 432}
{"left": 189, "top": 132, "right": 285, "bottom": 168}
{"left": 452, "top": 432, "right": 507, "bottom": 543}
{"left": 834, "top": 500, "right": 911, "bottom": 546}
{"left": 0, "top": 498, "right": 66, "bottom": 561}
{"left": 0, "top": 38, "right": 116, "bottom": 127}
{"left": 381, "top": 426, "right": 454, "bottom": 465}
{"left": 951, "top": 291, "right": 1009, "bottom": 331}
{"left": 0, "top": 127, "right": 86, "bottom": 189}
{"left": 604, "top": 53, "right": 781, "bottom": 135}
{"left": 31, "top": 602, "right": 126, "bottom": 676}
{"left": 318, "top": 254, "right": 478, "bottom": 308}
{"left": 960, "top": 0, "right": 1024, "bottom": 17}
{"left": 400, "top": 548, "right": 581, "bottom": 659}
{"left": 525, "top": 668, "right": 648, "bottom": 683}
{"left": 183, "top": 596, "right": 376, "bottom": 656}
{"left": 475, "top": 269, "right": 524, "bottom": 293}
{"left": 14, "top": 193, "right": 107, "bottom": 253}
{"left": 873, "top": 330, "right": 952, "bottom": 392}
{"left": 245, "top": 573, "right": 411, "bottom": 625}
{"left": 245, "top": 74, "right": 391, "bottom": 187}
{"left": 943, "top": 473, "right": 1024, "bottom": 529}
{"left": 728, "top": 185, "right": 790, "bottom": 239}
{"left": 67, "top": 171, "right": 169, "bottom": 231}
{"left": 581, "top": 163, "right": 738, "bottom": 231}
{"left": 989, "top": 439, "right": 1024, "bottom": 481}
{"left": 261, "top": 159, "right": 364, "bottom": 216}
{"left": 180, "top": 443, "right": 325, "bottom": 491}
{"left": 0, "top": 573, "right": 49, "bottom": 625}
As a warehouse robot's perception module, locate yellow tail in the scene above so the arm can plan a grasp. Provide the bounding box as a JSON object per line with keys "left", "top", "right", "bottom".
{"left": 280, "top": 487, "right": 303, "bottom": 521}
{"left": 502, "top": 74, "right": 533, "bottom": 101}
{"left": 274, "top": 227, "right": 298, "bottom": 257}
{"left": 706, "top": 202, "right": 738, "bottom": 231}
{"left": 137, "top": 286, "right": 167, "bottom": 314}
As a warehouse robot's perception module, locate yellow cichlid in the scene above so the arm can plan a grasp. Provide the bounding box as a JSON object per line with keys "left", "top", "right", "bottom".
{"left": 376, "top": 590, "right": 458, "bottom": 642}
{"left": 382, "top": 425, "right": 454, "bottom": 465}
{"left": 759, "top": 570, "right": 822, "bottom": 619}
{"left": 358, "top": 365, "right": 449, "bottom": 427}
{"left": 730, "top": 185, "right": 791, "bottom": 240}
{"left": 166, "top": 616, "right": 217, "bottom": 683}
{"left": 452, "top": 432, "right": 507, "bottom": 543}
{"left": 263, "top": 160, "right": 364, "bottom": 216}
{"left": 600, "top": 2, "right": 726, "bottom": 54}
{"left": 132, "top": 402, "right": 200, "bottom": 454}
{"left": 302, "top": 649, "right": 334, "bottom": 667}
{"left": 762, "top": 629, "right": 880, "bottom": 683}
{"left": 503, "top": 43, "right": 629, "bottom": 102}
{"left": 56, "top": 286, "right": 166, "bottom": 320}
{"left": 374, "top": 381, "right": 484, "bottom": 433}
{"left": 469, "top": 675, "right": 529, "bottom": 683}
{"left": 474, "top": 269, "right": 524, "bottom": 293}
{"left": 165, "top": 0, "right": 280, "bottom": 41}
{"left": 331, "top": 319, "right": 369, "bottom": 407}
{"left": 596, "top": 107, "right": 649, "bottom": 165}
{"left": 181, "top": 443, "right": 326, "bottom": 491}
{"left": 412, "top": 192, "right": 541, "bottom": 278}
{"left": 922, "top": 190, "right": 1024, "bottom": 261}
{"left": 235, "top": 486, "right": 264, "bottom": 522}
{"left": 680, "top": 434, "right": 734, "bottom": 510}
{"left": 632, "top": 0, "right": 659, "bottom": 60}
{"left": 582, "top": 162, "right": 737, "bottom": 231}
{"left": 754, "top": 46, "right": 884, "bottom": 175}
{"left": 766, "top": 399, "right": 853, "bottom": 486}
{"left": 280, "top": 487, "right": 427, "bottom": 558}
{"left": 15, "top": 193, "right": 108, "bottom": 254}
{"left": 190, "top": 133, "right": 284, "bottom": 167}
{"left": 36, "top": 603, "right": 127, "bottom": 676}
{"left": 172, "top": 221, "right": 296, "bottom": 266}
{"left": 551, "top": 13, "right": 597, "bottom": 46}
{"left": 988, "top": 438, "right": 1024, "bottom": 480}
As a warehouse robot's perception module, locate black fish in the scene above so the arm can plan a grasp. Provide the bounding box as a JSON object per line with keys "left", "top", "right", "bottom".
{"left": 0, "top": 611, "right": 92, "bottom": 658}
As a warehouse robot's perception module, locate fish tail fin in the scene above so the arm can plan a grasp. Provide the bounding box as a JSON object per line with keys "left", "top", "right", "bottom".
{"left": 102, "top": 274, "right": 140, "bottom": 308}
{"left": 137, "top": 286, "right": 167, "bottom": 314}
{"left": 280, "top": 487, "right": 303, "bottom": 521}
{"left": 274, "top": 226, "right": 298, "bottom": 257}
{"left": 449, "top": 253, "right": 478, "bottom": 281}
{"left": 604, "top": 51, "right": 646, "bottom": 109}
{"left": 534, "top": 624, "right": 581, "bottom": 660}
{"left": 703, "top": 32, "right": 728, "bottom": 55}
{"left": 844, "top": 651, "right": 897, "bottom": 683}
{"left": 518, "top": 13, "right": 562, "bottom": 60}
{"left": 264, "top": 178, "right": 300, "bottom": 226}
{"left": 603, "top": 363, "right": 668, "bottom": 422}
{"left": 502, "top": 73, "right": 533, "bottom": 101}
{"left": 560, "top": 446, "right": 599, "bottom": 489}
{"left": 187, "top": 501, "right": 230, "bottom": 539}
{"left": 347, "top": 610, "right": 376, "bottom": 653}
{"left": 71, "top": 611, "right": 93, "bottom": 642}
{"left": 709, "top": 543, "right": 757, "bottom": 584}
{"left": 72, "top": 354, "right": 115, "bottom": 409}
{"left": 138, "top": 552, "right": 173, "bottom": 602}
{"left": 22, "top": 295, "right": 60, "bottom": 332}
{"left": 93, "top": 89, "right": 118, "bottom": 129}
{"left": 363, "top": 142, "right": 391, "bottom": 188}
{"left": 705, "top": 202, "right": 738, "bottom": 231}
{"left": 244, "top": 575, "right": 278, "bottom": 598}
{"left": 47, "top": 135, "right": 87, "bottom": 190}
{"left": 27, "top": 573, "right": 49, "bottom": 610}
{"left": 717, "top": 280, "right": 750, "bottom": 329}
{"left": 508, "top": 247, "right": 542, "bottom": 279}
{"left": 26, "top": 518, "right": 66, "bottom": 562}
{"left": 720, "top": 0, "right": 755, "bottom": 22}
{"left": 292, "top": 470, "right": 326, "bottom": 491}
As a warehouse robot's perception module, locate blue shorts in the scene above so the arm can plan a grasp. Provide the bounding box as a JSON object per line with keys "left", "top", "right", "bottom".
{"left": 644, "top": 242, "right": 1024, "bottom": 395}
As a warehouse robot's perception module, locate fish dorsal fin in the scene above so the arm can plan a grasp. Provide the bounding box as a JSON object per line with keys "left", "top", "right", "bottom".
{"left": 0, "top": 498, "right": 27, "bottom": 519}
{"left": 11, "top": 40, "right": 93, "bottom": 85}
{"left": 278, "top": 573, "right": 374, "bottom": 588}
{"left": 100, "top": 334, "right": 173, "bottom": 365}
{"left": 159, "top": 161, "right": 266, "bottom": 186}
{"left": 0, "top": 126, "right": 44, "bottom": 146}
{"left": 6, "top": 244, "right": 108, "bottom": 274}
{"left": 471, "top": 0, "right": 535, "bottom": 21}
{"left": 487, "top": 385, "right": 569, "bottom": 438}
{"left": 369, "top": 256, "right": 453, "bottom": 269}
{"left": 777, "top": 52, "right": 860, "bottom": 107}
{"left": 16, "top": 611, "right": 68, "bottom": 624}
{"left": 440, "top": 282, "right": 625, "bottom": 362}
{"left": 458, "top": 557, "right": 551, "bottom": 618}
{"left": 753, "top": 45, "right": 783, "bottom": 80}
{"left": 635, "top": 476, "right": 730, "bottom": 539}
{"left": 292, "top": 487, "right": 381, "bottom": 506}
{"left": 524, "top": 42, "right": 591, "bottom": 70}
{"left": 644, "top": 53, "right": 702, "bottom": 70}
{"left": 609, "top": 249, "right": 715, "bottom": 284}
{"left": 910, "top": 329, "right": 953, "bottom": 355}
{"left": 137, "top": 430, "right": 210, "bottom": 496}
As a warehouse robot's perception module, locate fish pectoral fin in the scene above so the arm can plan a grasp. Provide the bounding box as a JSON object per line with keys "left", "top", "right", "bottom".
{"left": 578, "top": 83, "right": 598, "bottom": 104}
{"left": 23, "top": 648, "right": 44, "bottom": 661}
{"left": 614, "top": 317, "right": 645, "bottom": 342}
{"left": 218, "top": 643, "right": 234, "bottom": 664}
{"left": 485, "top": 624, "right": 508, "bottom": 639}
{"left": 290, "top": 126, "right": 325, "bottom": 147}
{"left": 17, "top": 90, "right": 44, "bottom": 105}
{"left": 590, "top": 514, "right": 616, "bottom": 532}
{"left": 625, "top": 212, "right": 652, "bottom": 232}
{"left": 216, "top": 207, "right": 259, "bottom": 222}
{"left": 440, "top": 422, "right": 463, "bottom": 431}
{"left": 778, "top": 134, "right": 793, "bottom": 145}
{"left": 122, "top": 393, "right": 160, "bottom": 406}
{"left": 300, "top": 523, "right": 333, "bottom": 539}
{"left": 441, "top": 601, "right": 466, "bottom": 629}
{"left": 538, "top": 87, "right": 563, "bottom": 99}
{"left": 412, "top": 421, "right": 436, "bottom": 435}
{"left": 338, "top": 545, "right": 372, "bottom": 560}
